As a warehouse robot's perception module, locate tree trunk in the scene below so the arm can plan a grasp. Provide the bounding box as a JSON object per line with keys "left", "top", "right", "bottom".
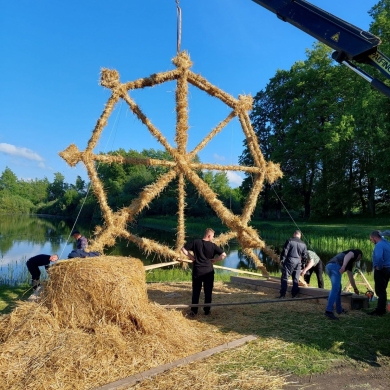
{"left": 368, "top": 176, "right": 376, "bottom": 217}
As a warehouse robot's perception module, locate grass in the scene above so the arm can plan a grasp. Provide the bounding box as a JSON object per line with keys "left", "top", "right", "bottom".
{"left": 0, "top": 284, "right": 30, "bottom": 313}
{"left": 141, "top": 266, "right": 390, "bottom": 379}
{"left": 2, "top": 273, "right": 390, "bottom": 389}
{"left": 146, "top": 280, "right": 390, "bottom": 381}
{"left": 146, "top": 267, "right": 235, "bottom": 283}
{"left": 2, "top": 216, "right": 389, "bottom": 387}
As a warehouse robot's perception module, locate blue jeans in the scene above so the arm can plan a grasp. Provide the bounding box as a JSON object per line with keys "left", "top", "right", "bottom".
{"left": 325, "top": 262, "right": 343, "bottom": 313}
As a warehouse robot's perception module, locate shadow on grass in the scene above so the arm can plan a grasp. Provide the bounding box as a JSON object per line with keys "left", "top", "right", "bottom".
{"left": 148, "top": 281, "right": 390, "bottom": 375}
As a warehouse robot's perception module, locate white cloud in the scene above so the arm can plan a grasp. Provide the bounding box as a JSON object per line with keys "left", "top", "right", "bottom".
{"left": 227, "top": 171, "right": 243, "bottom": 187}
{"left": 0, "top": 143, "right": 44, "bottom": 162}
{"left": 213, "top": 153, "right": 225, "bottom": 161}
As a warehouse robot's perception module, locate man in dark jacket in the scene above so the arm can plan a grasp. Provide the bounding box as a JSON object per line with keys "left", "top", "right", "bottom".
{"left": 26, "top": 254, "right": 59, "bottom": 289}
{"left": 279, "top": 230, "right": 308, "bottom": 298}
{"left": 181, "top": 228, "right": 226, "bottom": 316}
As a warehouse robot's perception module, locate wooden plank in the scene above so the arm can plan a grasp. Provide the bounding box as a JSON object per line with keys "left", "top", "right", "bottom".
{"left": 230, "top": 276, "right": 362, "bottom": 310}
{"left": 162, "top": 295, "right": 332, "bottom": 309}
{"left": 94, "top": 335, "right": 258, "bottom": 390}
{"left": 143, "top": 258, "right": 266, "bottom": 278}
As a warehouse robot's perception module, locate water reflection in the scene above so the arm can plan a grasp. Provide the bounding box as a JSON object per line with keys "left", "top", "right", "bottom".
{"left": 0, "top": 215, "right": 280, "bottom": 285}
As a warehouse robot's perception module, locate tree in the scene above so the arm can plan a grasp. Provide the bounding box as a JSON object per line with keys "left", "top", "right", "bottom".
{"left": 48, "top": 173, "right": 67, "bottom": 201}
{"left": 75, "top": 176, "right": 87, "bottom": 195}
{"left": 0, "top": 167, "right": 18, "bottom": 194}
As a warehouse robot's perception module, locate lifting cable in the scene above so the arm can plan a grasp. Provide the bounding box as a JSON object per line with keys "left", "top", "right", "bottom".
{"left": 271, "top": 184, "right": 313, "bottom": 249}
{"left": 176, "top": 0, "right": 182, "bottom": 54}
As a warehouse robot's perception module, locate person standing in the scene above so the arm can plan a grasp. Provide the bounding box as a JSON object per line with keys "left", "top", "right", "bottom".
{"left": 181, "top": 228, "right": 226, "bottom": 316}
{"left": 368, "top": 230, "right": 390, "bottom": 316}
{"left": 26, "top": 254, "right": 59, "bottom": 289}
{"left": 325, "top": 249, "right": 362, "bottom": 320}
{"left": 300, "top": 250, "right": 324, "bottom": 288}
{"left": 278, "top": 230, "right": 308, "bottom": 299}
{"left": 71, "top": 230, "right": 88, "bottom": 250}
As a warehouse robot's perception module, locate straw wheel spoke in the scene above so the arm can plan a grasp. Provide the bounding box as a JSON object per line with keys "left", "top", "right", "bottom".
{"left": 60, "top": 51, "right": 283, "bottom": 270}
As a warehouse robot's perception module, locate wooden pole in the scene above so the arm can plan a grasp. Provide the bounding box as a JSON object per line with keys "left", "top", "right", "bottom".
{"left": 143, "top": 258, "right": 266, "bottom": 278}
{"left": 162, "top": 295, "right": 331, "bottom": 309}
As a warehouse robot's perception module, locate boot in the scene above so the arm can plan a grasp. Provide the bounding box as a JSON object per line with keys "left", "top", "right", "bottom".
{"left": 32, "top": 279, "right": 40, "bottom": 290}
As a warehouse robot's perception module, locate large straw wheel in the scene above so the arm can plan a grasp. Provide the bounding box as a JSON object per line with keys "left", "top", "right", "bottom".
{"left": 60, "top": 51, "right": 283, "bottom": 275}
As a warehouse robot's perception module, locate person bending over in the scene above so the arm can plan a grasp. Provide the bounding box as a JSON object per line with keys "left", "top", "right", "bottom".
{"left": 26, "top": 254, "right": 59, "bottom": 290}
{"left": 300, "top": 250, "right": 324, "bottom": 288}
{"left": 324, "top": 249, "right": 361, "bottom": 320}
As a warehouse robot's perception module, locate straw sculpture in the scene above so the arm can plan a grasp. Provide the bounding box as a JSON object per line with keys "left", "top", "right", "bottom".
{"left": 0, "top": 256, "right": 206, "bottom": 389}
{"left": 60, "top": 51, "right": 283, "bottom": 275}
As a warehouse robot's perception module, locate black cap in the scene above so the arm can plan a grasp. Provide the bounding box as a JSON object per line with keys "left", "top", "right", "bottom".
{"left": 71, "top": 230, "right": 80, "bottom": 235}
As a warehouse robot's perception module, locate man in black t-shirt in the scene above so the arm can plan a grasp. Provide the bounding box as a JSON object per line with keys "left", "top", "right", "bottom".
{"left": 26, "top": 254, "right": 59, "bottom": 289}
{"left": 181, "top": 228, "right": 226, "bottom": 315}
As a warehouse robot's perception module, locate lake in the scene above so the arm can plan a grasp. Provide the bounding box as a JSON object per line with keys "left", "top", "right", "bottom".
{"left": 0, "top": 214, "right": 275, "bottom": 285}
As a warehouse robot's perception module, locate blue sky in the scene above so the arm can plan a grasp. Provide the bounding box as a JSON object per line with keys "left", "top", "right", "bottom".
{"left": 0, "top": 0, "right": 379, "bottom": 188}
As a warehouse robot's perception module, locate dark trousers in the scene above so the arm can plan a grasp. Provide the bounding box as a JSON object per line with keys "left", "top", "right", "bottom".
{"left": 280, "top": 258, "right": 301, "bottom": 297}
{"left": 374, "top": 268, "right": 390, "bottom": 313}
{"left": 304, "top": 261, "right": 324, "bottom": 288}
{"left": 26, "top": 260, "right": 41, "bottom": 281}
{"left": 192, "top": 271, "right": 214, "bottom": 314}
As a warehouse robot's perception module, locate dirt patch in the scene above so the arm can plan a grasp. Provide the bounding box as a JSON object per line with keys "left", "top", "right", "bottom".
{"left": 283, "top": 364, "right": 390, "bottom": 390}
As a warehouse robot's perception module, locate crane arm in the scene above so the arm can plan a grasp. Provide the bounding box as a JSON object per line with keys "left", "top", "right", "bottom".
{"left": 252, "top": 0, "right": 390, "bottom": 98}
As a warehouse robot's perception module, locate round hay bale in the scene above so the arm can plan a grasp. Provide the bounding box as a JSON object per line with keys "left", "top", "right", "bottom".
{"left": 42, "top": 256, "right": 155, "bottom": 333}
{"left": 0, "top": 256, "right": 205, "bottom": 389}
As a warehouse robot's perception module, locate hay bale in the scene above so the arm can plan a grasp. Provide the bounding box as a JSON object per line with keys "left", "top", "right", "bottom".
{"left": 0, "top": 256, "right": 201, "bottom": 390}
{"left": 43, "top": 256, "right": 153, "bottom": 333}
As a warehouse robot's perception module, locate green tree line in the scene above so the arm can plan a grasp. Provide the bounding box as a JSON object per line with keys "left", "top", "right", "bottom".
{"left": 0, "top": 148, "right": 242, "bottom": 220}
{"left": 240, "top": 0, "right": 390, "bottom": 219}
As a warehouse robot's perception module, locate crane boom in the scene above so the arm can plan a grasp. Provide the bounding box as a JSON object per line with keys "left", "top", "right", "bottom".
{"left": 252, "top": 0, "right": 390, "bottom": 98}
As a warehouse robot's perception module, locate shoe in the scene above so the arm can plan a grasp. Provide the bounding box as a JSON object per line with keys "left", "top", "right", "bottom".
{"left": 32, "top": 279, "right": 40, "bottom": 290}
{"left": 367, "top": 310, "right": 385, "bottom": 316}
{"left": 277, "top": 295, "right": 286, "bottom": 299}
{"left": 324, "top": 311, "right": 339, "bottom": 320}
{"left": 337, "top": 309, "right": 348, "bottom": 315}
{"left": 291, "top": 294, "right": 298, "bottom": 298}
{"left": 188, "top": 311, "right": 197, "bottom": 317}
{"left": 204, "top": 311, "right": 211, "bottom": 316}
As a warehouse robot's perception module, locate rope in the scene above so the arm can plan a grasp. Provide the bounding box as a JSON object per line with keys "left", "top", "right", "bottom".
{"left": 271, "top": 184, "right": 313, "bottom": 248}
{"left": 58, "top": 101, "right": 123, "bottom": 259}
{"left": 176, "top": 0, "right": 182, "bottom": 54}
